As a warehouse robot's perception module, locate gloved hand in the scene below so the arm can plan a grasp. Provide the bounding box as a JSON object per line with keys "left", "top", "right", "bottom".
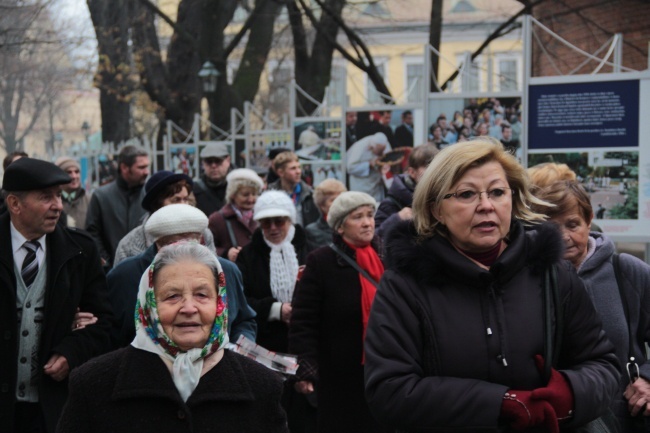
{"left": 501, "top": 390, "right": 560, "bottom": 433}
{"left": 532, "top": 354, "right": 574, "bottom": 420}
{"left": 501, "top": 390, "right": 559, "bottom": 433}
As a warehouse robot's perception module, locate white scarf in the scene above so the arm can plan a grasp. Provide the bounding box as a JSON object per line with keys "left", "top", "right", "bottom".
{"left": 131, "top": 262, "right": 229, "bottom": 402}
{"left": 263, "top": 224, "right": 299, "bottom": 303}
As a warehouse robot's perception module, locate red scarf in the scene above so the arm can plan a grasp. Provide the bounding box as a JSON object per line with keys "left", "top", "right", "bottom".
{"left": 344, "top": 240, "right": 384, "bottom": 364}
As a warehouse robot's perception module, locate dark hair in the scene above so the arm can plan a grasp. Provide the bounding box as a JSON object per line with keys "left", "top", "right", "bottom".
{"left": 151, "top": 180, "right": 192, "bottom": 213}
{"left": 408, "top": 144, "right": 439, "bottom": 169}
{"left": 501, "top": 124, "right": 512, "bottom": 132}
{"left": 436, "top": 115, "right": 447, "bottom": 123}
{"left": 118, "top": 145, "right": 149, "bottom": 168}
{"left": 3, "top": 151, "right": 28, "bottom": 170}
{"left": 401, "top": 110, "right": 412, "bottom": 119}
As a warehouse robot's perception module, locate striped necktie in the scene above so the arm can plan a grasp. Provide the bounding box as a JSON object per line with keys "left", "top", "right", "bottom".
{"left": 21, "top": 241, "right": 40, "bottom": 289}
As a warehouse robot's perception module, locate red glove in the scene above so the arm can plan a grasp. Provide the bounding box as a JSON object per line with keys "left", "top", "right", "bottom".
{"left": 501, "top": 390, "right": 559, "bottom": 433}
{"left": 532, "top": 354, "right": 574, "bottom": 420}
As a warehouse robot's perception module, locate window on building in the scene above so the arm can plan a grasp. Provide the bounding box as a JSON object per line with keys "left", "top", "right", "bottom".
{"left": 367, "top": 63, "right": 386, "bottom": 104}
{"left": 327, "top": 65, "right": 346, "bottom": 106}
{"left": 406, "top": 63, "right": 424, "bottom": 102}
{"left": 498, "top": 59, "right": 518, "bottom": 91}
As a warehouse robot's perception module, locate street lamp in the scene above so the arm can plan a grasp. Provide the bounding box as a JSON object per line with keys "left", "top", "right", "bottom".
{"left": 81, "top": 121, "right": 90, "bottom": 149}
{"left": 198, "top": 61, "right": 220, "bottom": 94}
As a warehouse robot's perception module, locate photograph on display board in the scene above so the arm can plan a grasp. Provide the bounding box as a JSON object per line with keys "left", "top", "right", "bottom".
{"left": 247, "top": 131, "right": 291, "bottom": 175}
{"left": 427, "top": 96, "right": 522, "bottom": 155}
{"left": 301, "top": 161, "right": 344, "bottom": 188}
{"left": 528, "top": 151, "right": 639, "bottom": 220}
{"left": 293, "top": 119, "right": 342, "bottom": 162}
{"left": 345, "top": 108, "right": 422, "bottom": 182}
{"left": 170, "top": 145, "right": 197, "bottom": 178}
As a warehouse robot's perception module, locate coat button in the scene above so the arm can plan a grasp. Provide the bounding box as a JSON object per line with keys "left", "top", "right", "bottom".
{"left": 25, "top": 302, "right": 31, "bottom": 308}
{"left": 22, "top": 330, "right": 28, "bottom": 337}
{"left": 20, "top": 357, "right": 27, "bottom": 364}
{"left": 177, "top": 410, "right": 186, "bottom": 420}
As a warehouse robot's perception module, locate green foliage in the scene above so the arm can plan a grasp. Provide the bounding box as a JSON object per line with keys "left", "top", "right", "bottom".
{"left": 607, "top": 184, "right": 638, "bottom": 220}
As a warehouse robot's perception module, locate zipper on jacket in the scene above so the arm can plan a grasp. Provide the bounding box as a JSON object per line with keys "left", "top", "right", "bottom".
{"left": 488, "top": 282, "right": 508, "bottom": 368}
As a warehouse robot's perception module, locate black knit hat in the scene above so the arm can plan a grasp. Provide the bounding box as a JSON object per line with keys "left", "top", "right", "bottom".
{"left": 2, "top": 158, "right": 71, "bottom": 191}
{"left": 141, "top": 170, "right": 193, "bottom": 212}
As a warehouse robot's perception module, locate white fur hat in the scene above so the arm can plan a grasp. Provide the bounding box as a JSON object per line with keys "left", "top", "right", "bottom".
{"left": 225, "top": 168, "right": 264, "bottom": 201}
{"left": 254, "top": 190, "right": 296, "bottom": 223}
{"left": 327, "top": 191, "right": 376, "bottom": 230}
{"left": 145, "top": 204, "right": 208, "bottom": 241}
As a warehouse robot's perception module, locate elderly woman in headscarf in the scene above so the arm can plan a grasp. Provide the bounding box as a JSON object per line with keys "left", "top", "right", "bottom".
{"left": 289, "top": 192, "right": 390, "bottom": 433}
{"left": 208, "top": 168, "right": 264, "bottom": 262}
{"left": 57, "top": 242, "right": 287, "bottom": 433}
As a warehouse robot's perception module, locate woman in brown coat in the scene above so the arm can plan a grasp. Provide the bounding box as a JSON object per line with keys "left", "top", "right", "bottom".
{"left": 208, "top": 168, "right": 264, "bottom": 262}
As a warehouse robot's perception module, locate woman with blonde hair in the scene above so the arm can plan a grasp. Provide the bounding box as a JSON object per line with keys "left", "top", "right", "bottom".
{"left": 364, "top": 138, "right": 619, "bottom": 432}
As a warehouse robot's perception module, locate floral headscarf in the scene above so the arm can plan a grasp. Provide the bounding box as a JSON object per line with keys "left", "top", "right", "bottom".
{"left": 131, "top": 255, "right": 229, "bottom": 402}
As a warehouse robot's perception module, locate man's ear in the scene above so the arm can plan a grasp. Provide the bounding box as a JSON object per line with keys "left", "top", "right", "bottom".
{"left": 5, "top": 194, "right": 21, "bottom": 214}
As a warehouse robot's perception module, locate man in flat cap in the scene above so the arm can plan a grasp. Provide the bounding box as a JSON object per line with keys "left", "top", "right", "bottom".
{"left": 85, "top": 145, "right": 150, "bottom": 270}
{"left": 0, "top": 158, "right": 113, "bottom": 433}
{"left": 107, "top": 203, "right": 256, "bottom": 348}
{"left": 193, "top": 142, "right": 232, "bottom": 216}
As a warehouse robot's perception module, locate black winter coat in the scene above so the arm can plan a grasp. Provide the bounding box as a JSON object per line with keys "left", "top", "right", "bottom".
{"left": 56, "top": 347, "right": 288, "bottom": 433}
{"left": 289, "top": 234, "right": 389, "bottom": 433}
{"left": 364, "top": 220, "right": 620, "bottom": 432}
{"left": 374, "top": 173, "right": 414, "bottom": 238}
{"left": 0, "top": 212, "right": 113, "bottom": 433}
{"left": 236, "top": 226, "right": 308, "bottom": 352}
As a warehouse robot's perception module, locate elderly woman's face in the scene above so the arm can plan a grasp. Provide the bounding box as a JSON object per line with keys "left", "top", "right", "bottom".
{"left": 260, "top": 216, "right": 291, "bottom": 245}
{"left": 434, "top": 161, "right": 512, "bottom": 254}
{"left": 337, "top": 205, "right": 375, "bottom": 247}
{"left": 233, "top": 186, "right": 258, "bottom": 211}
{"left": 155, "top": 261, "right": 217, "bottom": 351}
{"left": 550, "top": 205, "right": 590, "bottom": 268}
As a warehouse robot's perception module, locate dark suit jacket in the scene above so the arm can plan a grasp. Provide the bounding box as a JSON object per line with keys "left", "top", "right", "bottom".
{"left": 0, "top": 212, "right": 113, "bottom": 433}
{"left": 394, "top": 124, "right": 414, "bottom": 148}
{"left": 57, "top": 347, "right": 288, "bottom": 433}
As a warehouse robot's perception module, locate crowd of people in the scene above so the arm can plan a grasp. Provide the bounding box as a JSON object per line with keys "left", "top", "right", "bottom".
{"left": 2, "top": 133, "right": 650, "bottom": 433}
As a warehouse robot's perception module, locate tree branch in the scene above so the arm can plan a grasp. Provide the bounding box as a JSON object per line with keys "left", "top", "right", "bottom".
{"left": 137, "top": 0, "right": 198, "bottom": 51}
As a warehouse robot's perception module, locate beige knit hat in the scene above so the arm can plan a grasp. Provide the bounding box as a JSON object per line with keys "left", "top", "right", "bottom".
{"left": 327, "top": 191, "right": 377, "bottom": 230}
{"left": 145, "top": 204, "right": 208, "bottom": 241}
{"left": 225, "top": 168, "right": 264, "bottom": 202}
{"left": 55, "top": 156, "right": 81, "bottom": 172}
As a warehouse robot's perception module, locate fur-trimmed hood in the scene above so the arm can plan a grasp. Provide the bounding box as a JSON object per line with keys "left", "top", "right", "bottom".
{"left": 384, "top": 219, "right": 565, "bottom": 288}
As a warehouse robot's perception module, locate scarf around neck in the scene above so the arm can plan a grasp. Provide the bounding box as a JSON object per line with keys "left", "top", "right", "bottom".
{"left": 344, "top": 240, "right": 384, "bottom": 363}
{"left": 131, "top": 262, "right": 229, "bottom": 402}
{"left": 263, "top": 224, "right": 299, "bottom": 303}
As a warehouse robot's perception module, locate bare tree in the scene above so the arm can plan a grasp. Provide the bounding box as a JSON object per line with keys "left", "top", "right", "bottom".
{"left": 0, "top": 0, "right": 73, "bottom": 154}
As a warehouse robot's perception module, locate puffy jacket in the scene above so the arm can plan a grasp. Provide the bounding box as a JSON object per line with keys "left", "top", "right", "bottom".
{"left": 364, "top": 220, "right": 620, "bottom": 432}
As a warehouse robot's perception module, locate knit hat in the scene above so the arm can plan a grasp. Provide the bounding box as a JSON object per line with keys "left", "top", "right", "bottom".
{"left": 225, "top": 168, "right": 264, "bottom": 202}
{"left": 327, "top": 191, "right": 376, "bottom": 230}
{"left": 254, "top": 190, "right": 296, "bottom": 223}
{"left": 200, "top": 143, "right": 229, "bottom": 159}
{"left": 55, "top": 156, "right": 81, "bottom": 172}
{"left": 145, "top": 204, "right": 208, "bottom": 241}
{"left": 142, "top": 170, "right": 193, "bottom": 212}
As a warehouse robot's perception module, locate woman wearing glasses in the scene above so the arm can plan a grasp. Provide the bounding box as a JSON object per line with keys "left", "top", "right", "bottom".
{"left": 236, "top": 190, "right": 313, "bottom": 432}
{"left": 364, "top": 138, "right": 620, "bottom": 432}
{"left": 531, "top": 180, "right": 650, "bottom": 432}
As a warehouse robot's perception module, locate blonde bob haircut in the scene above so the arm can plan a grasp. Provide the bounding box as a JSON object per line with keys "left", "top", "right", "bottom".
{"left": 412, "top": 137, "right": 550, "bottom": 239}
{"left": 527, "top": 162, "right": 576, "bottom": 189}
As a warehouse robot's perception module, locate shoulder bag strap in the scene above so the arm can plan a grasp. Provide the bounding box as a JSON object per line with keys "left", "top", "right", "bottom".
{"left": 220, "top": 210, "right": 238, "bottom": 249}
{"left": 612, "top": 253, "right": 634, "bottom": 362}
{"left": 328, "top": 243, "right": 379, "bottom": 288}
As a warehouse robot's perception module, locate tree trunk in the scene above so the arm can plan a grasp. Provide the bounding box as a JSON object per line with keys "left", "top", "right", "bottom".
{"left": 87, "top": 0, "right": 133, "bottom": 144}
{"left": 429, "top": 1, "right": 443, "bottom": 92}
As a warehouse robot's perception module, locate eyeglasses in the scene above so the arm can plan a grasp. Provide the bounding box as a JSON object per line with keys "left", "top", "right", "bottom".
{"left": 259, "top": 217, "right": 288, "bottom": 228}
{"left": 203, "top": 157, "right": 225, "bottom": 166}
{"left": 443, "top": 187, "right": 513, "bottom": 204}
